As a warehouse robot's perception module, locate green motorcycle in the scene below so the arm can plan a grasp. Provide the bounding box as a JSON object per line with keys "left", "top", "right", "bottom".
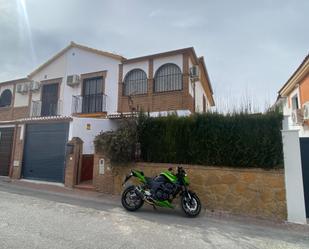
{"left": 121, "top": 167, "right": 201, "bottom": 217}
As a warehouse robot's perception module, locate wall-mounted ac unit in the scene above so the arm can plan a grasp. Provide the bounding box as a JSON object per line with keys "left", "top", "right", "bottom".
{"left": 67, "top": 75, "right": 80, "bottom": 87}
{"left": 16, "top": 83, "right": 29, "bottom": 94}
{"left": 292, "top": 109, "right": 303, "bottom": 124}
{"left": 189, "top": 65, "right": 199, "bottom": 80}
{"left": 29, "top": 81, "right": 41, "bottom": 92}
{"left": 303, "top": 102, "right": 309, "bottom": 120}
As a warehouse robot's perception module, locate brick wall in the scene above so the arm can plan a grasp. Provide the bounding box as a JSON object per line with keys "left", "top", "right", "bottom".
{"left": 93, "top": 153, "right": 115, "bottom": 194}
{"left": 0, "top": 106, "right": 29, "bottom": 121}
{"left": 93, "top": 156, "right": 287, "bottom": 220}
{"left": 117, "top": 91, "right": 194, "bottom": 113}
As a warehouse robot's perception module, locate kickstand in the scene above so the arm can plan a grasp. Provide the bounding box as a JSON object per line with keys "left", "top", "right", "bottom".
{"left": 152, "top": 205, "right": 157, "bottom": 210}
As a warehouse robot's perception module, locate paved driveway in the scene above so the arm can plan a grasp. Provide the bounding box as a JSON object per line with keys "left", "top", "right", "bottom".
{"left": 0, "top": 180, "right": 308, "bottom": 249}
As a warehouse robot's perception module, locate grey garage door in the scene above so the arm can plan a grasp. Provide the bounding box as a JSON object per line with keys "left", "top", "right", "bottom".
{"left": 0, "top": 127, "right": 14, "bottom": 176}
{"left": 22, "top": 123, "right": 69, "bottom": 182}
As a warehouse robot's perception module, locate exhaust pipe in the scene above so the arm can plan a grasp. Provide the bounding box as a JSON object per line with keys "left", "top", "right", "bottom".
{"left": 134, "top": 187, "right": 155, "bottom": 205}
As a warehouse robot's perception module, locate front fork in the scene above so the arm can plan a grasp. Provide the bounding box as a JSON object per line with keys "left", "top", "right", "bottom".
{"left": 182, "top": 186, "right": 194, "bottom": 203}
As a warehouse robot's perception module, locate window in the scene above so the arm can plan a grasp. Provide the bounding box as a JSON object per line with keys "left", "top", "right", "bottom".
{"left": 154, "top": 63, "right": 182, "bottom": 92}
{"left": 0, "top": 89, "right": 13, "bottom": 108}
{"left": 82, "top": 77, "right": 104, "bottom": 113}
{"left": 123, "top": 69, "right": 147, "bottom": 96}
{"left": 291, "top": 95, "right": 299, "bottom": 110}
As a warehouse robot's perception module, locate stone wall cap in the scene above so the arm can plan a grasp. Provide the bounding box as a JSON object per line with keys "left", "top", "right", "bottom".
{"left": 133, "top": 162, "right": 284, "bottom": 174}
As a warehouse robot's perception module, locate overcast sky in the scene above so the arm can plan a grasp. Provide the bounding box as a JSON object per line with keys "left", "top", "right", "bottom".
{"left": 0, "top": 0, "right": 308, "bottom": 111}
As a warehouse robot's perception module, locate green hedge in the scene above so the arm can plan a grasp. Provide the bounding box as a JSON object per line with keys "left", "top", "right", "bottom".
{"left": 138, "top": 112, "right": 283, "bottom": 168}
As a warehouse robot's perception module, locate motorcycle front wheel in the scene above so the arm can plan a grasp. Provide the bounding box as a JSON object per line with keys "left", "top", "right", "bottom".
{"left": 181, "top": 192, "right": 201, "bottom": 217}
{"left": 121, "top": 185, "right": 144, "bottom": 211}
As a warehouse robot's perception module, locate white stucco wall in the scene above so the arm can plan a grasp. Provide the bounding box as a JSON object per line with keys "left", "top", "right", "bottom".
{"left": 122, "top": 54, "right": 183, "bottom": 81}
{"left": 14, "top": 90, "right": 30, "bottom": 107}
{"left": 29, "top": 47, "right": 121, "bottom": 116}
{"left": 123, "top": 61, "right": 149, "bottom": 79}
{"left": 0, "top": 82, "right": 30, "bottom": 108}
{"left": 0, "top": 84, "right": 16, "bottom": 108}
{"left": 188, "top": 57, "right": 194, "bottom": 97}
{"left": 150, "top": 110, "right": 191, "bottom": 117}
{"left": 0, "top": 84, "right": 14, "bottom": 95}
{"left": 195, "top": 81, "right": 207, "bottom": 113}
{"left": 153, "top": 54, "right": 183, "bottom": 74}
{"left": 69, "top": 117, "right": 120, "bottom": 154}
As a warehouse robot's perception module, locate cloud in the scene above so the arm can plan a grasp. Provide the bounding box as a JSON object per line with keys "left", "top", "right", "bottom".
{"left": 149, "top": 9, "right": 163, "bottom": 18}
{"left": 0, "top": 0, "right": 308, "bottom": 111}
{"left": 171, "top": 17, "right": 206, "bottom": 29}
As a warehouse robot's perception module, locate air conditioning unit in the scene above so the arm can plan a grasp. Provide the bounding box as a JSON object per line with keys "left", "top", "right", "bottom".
{"left": 303, "top": 102, "right": 309, "bottom": 120}
{"left": 29, "top": 81, "right": 41, "bottom": 92}
{"left": 292, "top": 109, "right": 303, "bottom": 124}
{"left": 67, "top": 75, "right": 80, "bottom": 87}
{"left": 16, "top": 83, "right": 29, "bottom": 94}
{"left": 189, "top": 65, "right": 199, "bottom": 80}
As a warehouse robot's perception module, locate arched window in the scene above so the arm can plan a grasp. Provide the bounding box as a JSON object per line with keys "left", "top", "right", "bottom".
{"left": 0, "top": 89, "right": 12, "bottom": 107}
{"left": 154, "top": 63, "right": 182, "bottom": 92}
{"left": 123, "top": 69, "right": 148, "bottom": 96}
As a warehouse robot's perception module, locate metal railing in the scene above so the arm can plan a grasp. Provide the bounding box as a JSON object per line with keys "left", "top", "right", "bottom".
{"left": 72, "top": 94, "right": 107, "bottom": 114}
{"left": 31, "top": 100, "right": 62, "bottom": 117}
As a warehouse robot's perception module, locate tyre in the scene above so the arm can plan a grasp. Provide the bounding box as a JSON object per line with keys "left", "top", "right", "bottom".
{"left": 121, "top": 185, "right": 144, "bottom": 212}
{"left": 181, "top": 191, "right": 201, "bottom": 217}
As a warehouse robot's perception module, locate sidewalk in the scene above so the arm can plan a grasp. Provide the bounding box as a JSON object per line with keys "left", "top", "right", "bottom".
{"left": 0, "top": 177, "right": 120, "bottom": 210}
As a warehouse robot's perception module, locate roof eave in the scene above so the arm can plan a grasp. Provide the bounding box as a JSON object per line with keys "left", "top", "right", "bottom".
{"left": 278, "top": 54, "right": 309, "bottom": 97}
{"left": 123, "top": 47, "right": 197, "bottom": 64}
{"left": 198, "top": 56, "right": 215, "bottom": 106}
{"left": 28, "top": 42, "right": 125, "bottom": 79}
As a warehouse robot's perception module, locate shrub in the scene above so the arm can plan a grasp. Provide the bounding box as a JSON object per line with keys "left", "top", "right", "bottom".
{"left": 94, "top": 119, "right": 137, "bottom": 163}
{"left": 138, "top": 112, "right": 283, "bottom": 168}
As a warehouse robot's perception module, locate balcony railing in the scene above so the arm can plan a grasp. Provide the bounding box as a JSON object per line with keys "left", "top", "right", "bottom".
{"left": 31, "top": 100, "right": 62, "bottom": 117}
{"left": 72, "top": 94, "right": 107, "bottom": 114}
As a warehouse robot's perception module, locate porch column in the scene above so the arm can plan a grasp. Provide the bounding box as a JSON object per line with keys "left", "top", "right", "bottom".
{"left": 282, "top": 129, "right": 307, "bottom": 224}
{"left": 65, "top": 137, "right": 83, "bottom": 188}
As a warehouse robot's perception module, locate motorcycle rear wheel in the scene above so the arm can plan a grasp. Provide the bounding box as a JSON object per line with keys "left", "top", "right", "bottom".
{"left": 121, "top": 185, "right": 144, "bottom": 211}
{"left": 181, "top": 192, "right": 201, "bottom": 217}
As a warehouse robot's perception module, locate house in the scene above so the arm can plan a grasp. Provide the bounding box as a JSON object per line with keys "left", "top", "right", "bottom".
{"left": 276, "top": 54, "right": 309, "bottom": 136}
{"left": 0, "top": 42, "right": 214, "bottom": 186}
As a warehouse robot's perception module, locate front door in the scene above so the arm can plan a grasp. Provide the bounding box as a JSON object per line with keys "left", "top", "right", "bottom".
{"left": 41, "top": 83, "right": 59, "bottom": 116}
{"left": 80, "top": 155, "right": 94, "bottom": 182}
{"left": 0, "top": 127, "right": 14, "bottom": 176}
{"left": 300, "top": 137, "right": 309, "bottom": 218}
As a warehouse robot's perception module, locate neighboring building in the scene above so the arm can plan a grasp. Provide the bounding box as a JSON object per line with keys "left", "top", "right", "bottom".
{"left": 276, "top": 54, "right": 309, "bottom": 136}
{"left": 276, "top": 54, "right": 309, "bottom": 222}
{"left": 0, "top": 42, "right": 214, "bottom": 186}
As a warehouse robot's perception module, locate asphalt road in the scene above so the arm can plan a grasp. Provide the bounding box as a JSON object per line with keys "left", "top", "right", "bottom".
{"left": 0, "top": 180, "right": 308, "bottom": 249}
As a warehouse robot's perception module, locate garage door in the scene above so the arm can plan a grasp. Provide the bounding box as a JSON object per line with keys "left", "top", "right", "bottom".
{"left": 22, "top": 123, "right": 69, "bottom": 182}
{"left": 0, "top": 127, "right": 14, "bottom": 176}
